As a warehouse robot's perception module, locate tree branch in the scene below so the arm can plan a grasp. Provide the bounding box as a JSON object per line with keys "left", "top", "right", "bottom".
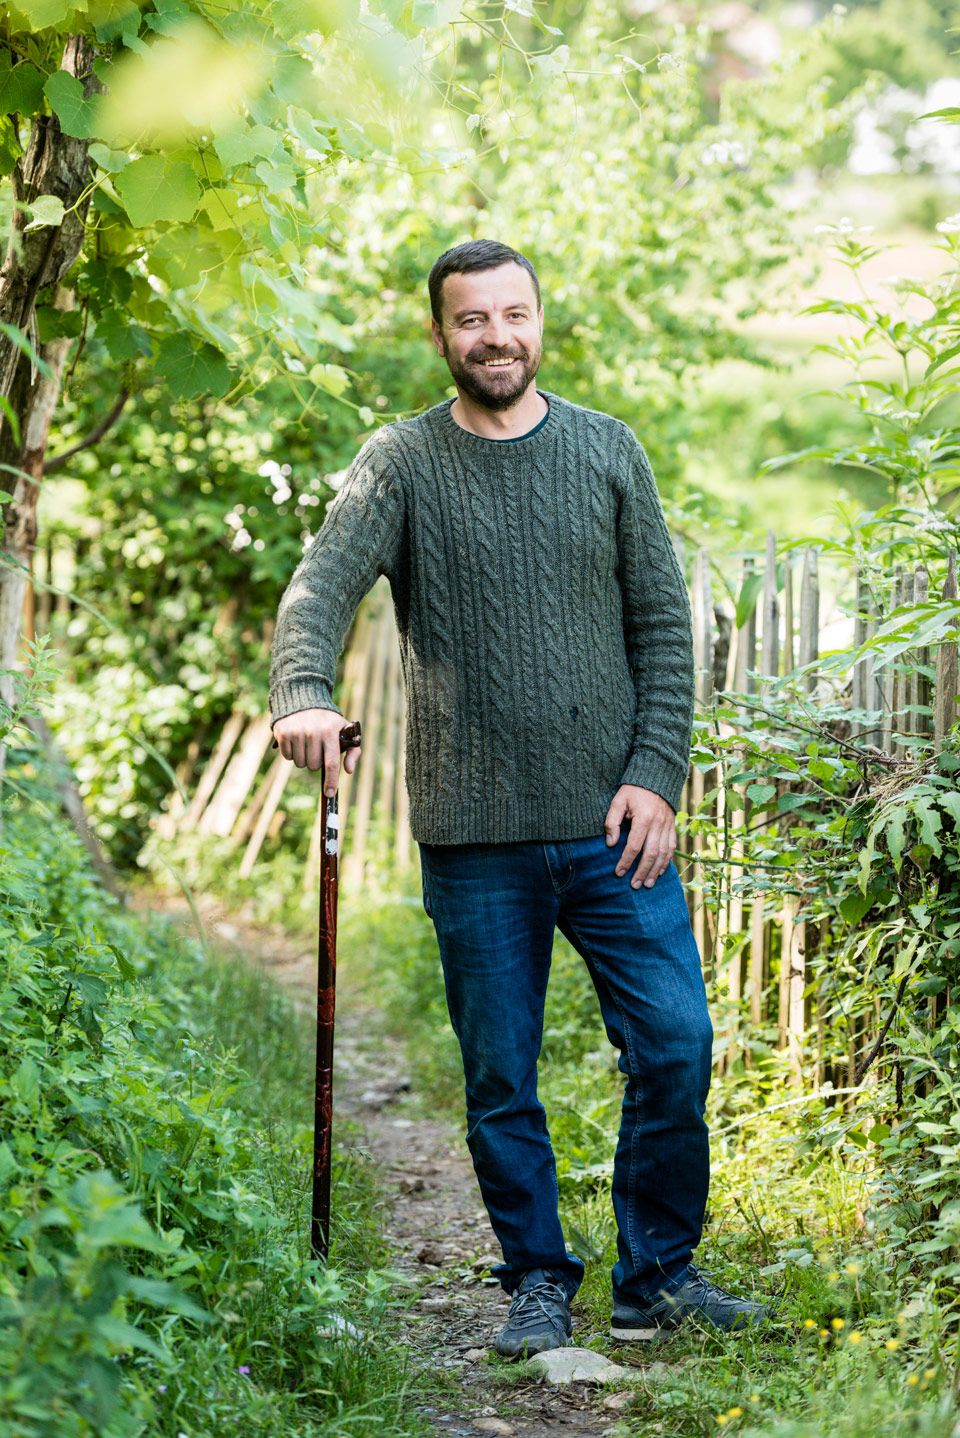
{"left": 43, "top": 389, "right": 129, "bottom": 473}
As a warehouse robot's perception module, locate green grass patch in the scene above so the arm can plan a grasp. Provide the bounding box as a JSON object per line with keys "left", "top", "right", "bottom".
{"left": 0, "top": 806, "right": 427, "bottom": 1438}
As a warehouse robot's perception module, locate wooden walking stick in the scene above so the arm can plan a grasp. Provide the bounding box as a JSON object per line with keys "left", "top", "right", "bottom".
{"left": 312, "top": 718, "right": 362, "bottom": 1261}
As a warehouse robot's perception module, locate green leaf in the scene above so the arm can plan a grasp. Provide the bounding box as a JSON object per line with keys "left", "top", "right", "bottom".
{"left": 777, "top": 792, "right": 813, "bottom": 813}
{"left": 411, "top": 0, "right": 461, "bottom": 22}
{"left": 213, "top": 124, "right": 282, "bottom": 169}
{"left": 92, "top": 1315, "right": 167, "bottom": 1359}
{"left": 885, "top": 808, "right": 907, "bottom": 871}
{"left": 155, "top": 334, "right": 230, "bottom": 399}
{"left": 839, "top": 893, "right": 873, "bottom": 926}
{"left": 44, "top": 71, "right": 98, "bottom": 140}
{"left": 12, "top": 1056, "right": 40, "bottom": 1106}
{"left": 746, "top": 783, "right": 776, "bottom": 805}
{"left": 0, "top": 58, "right": 45, "bottom": 116}
{"left": 913, "top": 798, "right": 943, "bottom": 858}
{"left": 735, "top": 571, "right": 764, "bottom": 629}
{"left": 115, "top": 155, "right": 201, "bottom": 228}
{"left": 867, "top": 1124, "right": 891, "bottom": 1143}
{"left": 21, "top": 194, "right": 65, "bottom": 231}
{"left": 105, "top": 942, "right": 137, "bottom": 983}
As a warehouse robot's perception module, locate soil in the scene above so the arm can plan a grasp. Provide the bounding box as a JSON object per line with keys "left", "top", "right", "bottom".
{"left": 137, "top": 890, "right": 664, "bottom": 1438}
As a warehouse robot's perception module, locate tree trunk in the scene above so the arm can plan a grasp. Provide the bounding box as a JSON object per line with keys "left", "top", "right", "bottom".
{"left": 0, "top": 34, "right": 98, "bottom": 816}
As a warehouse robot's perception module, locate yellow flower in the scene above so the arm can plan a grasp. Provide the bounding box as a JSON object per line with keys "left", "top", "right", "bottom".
{"left": 831, "top": 1318, "right": 845, "bottom": 1330}
{"left": 907, "top": 1375, "right": 919, "bottom": 1388}
{"left": 716, "top": 1416, "right": 729, "bottom": 1426}
{"left": 827, "top": 1271, "right": 839, "bottom": 1283}
{"left": 750, "top": 1395, "right": 761, "bottom": 1403}
{"left": 848, "top": 1331, "right": 862, "bottom": 1345}
{"left": 885, "top": 1338, "right": 899, "bottom": 1352}
{"left": 924, "top": 1369, "right": 935, "bottom": 1380}
{"left": 728, "top": 1409, "right": 743, "bottom": 1419}
{"left": 820, "top": 1329, "right": 829, "bottom": 1339}
{"left": 844, "top": 1262, "right": 860, "bottom": 1276}
{"left": 803, "top": 1319, "right": 817, "bottom": 1329}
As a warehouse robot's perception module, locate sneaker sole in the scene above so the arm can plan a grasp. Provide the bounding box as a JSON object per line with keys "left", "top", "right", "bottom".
{"left": 609, "top": 1323, "right": 668, "bottom": 1342}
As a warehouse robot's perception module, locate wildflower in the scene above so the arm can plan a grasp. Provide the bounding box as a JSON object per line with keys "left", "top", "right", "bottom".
{"left": 157, "top": 1385, "right": 167, "bottom": 1394}
{"left": 844, "top": 1262, "right": 860, "bottom": 1276}
{"left": 238, "top": 1365, "right": 251, "bottom": 1375}
{"left": 716, "top": 1417, "right": 729, "bottom": 1427}
{"left": 848, "top": 1331, "right": 862, "bottom": 1345}
{"left": 827, "top": 1271, "right": 839, "bottom": 1283}
{"left": 924, "top": 1369, "right": 935, "bottom": 1379}
{"left": 750, "top": 1395, "right": 761, "bottom": 1403}
{"left": 936, "top": 214, "right": 960, "bottom": 235}
{"left": 728, "top": 1408, "right": 744, "bottom": 1418}
{"left": 831, "top": 1318, "right": 845, "bottom": 1330}
{"left": 885, "top": 1338, "right": 899, "bottom": 1351}
{"left": 907, "top": 1375, "right": 919, "bottom": 1387}
{"left": 804, "top": 1319, "right": 817, "bottom": 1329}
{"left": 820, "top": 1329, "right": 830, "bottom": 1339}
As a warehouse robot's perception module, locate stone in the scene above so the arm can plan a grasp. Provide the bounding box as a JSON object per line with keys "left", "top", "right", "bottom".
{"left": 525, "top": 1347, "right": 631, "bottom": 1385}
{"left": 602, "top": 1391, "right": 635, "bottom": 1412}
{"left": 473, "top": 1420, "right": 515, "bottom": 1436}
{"left": 463, "top": 1348, "right": 486, "bottom": 1361}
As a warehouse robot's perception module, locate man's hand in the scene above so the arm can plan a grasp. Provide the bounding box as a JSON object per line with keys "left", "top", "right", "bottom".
{"left": 603, "top": 785, "right": 677, "bottom": 889}
{"left": 273, "top": 708, "right": 361, "bottom": 797}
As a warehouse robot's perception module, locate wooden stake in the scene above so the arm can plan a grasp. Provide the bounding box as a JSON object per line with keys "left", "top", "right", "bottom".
{"left": 935, "top": 552, "right": 958, "bottom": 744}
{"left": 798, "top": 548, "right": 819, "bottom": 694}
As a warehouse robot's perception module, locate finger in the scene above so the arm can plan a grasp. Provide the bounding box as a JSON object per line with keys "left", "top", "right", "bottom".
{"left": 632, "top": 824, "right": 665, "bottom": 887}
{"left": 639, "top": 837, "right": 672, "bottom": 889}
{"left": 322, "top": 736, "right": 341, "bottom": 796}
{"left": 343, "top": 745, "right": 362, "bottom": 775}
{"left": 276, "top": 730, "right": 292, "bottom": 762}
{"left": 604, "top": 796, "right": 626, "bottom": 845}
{"left": 615, "top": 816, "right": 648, "bottom": 878}
{"left": 288, "top": 732, "right": 306, "bottom": 769}
{"left": 305, "top": 729, "right": 324, "bottom": 773}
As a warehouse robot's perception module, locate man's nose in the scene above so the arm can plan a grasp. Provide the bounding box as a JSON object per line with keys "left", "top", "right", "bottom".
{"left": 483, "top": 315, "right": 511, "bottom": 348}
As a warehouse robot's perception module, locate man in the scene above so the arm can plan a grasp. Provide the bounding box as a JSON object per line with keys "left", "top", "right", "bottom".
{"left": 270, "top": 239, "right": 767, "bottom": 1355}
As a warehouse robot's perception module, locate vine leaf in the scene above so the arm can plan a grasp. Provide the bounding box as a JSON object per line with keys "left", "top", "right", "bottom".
{"left": 155, "top": 334, "right": 230, "bottom": 399}
{"left": 115, "top": 155, "right": 202, "bottom": 227}
{"left": 45, "top": 71, "right": 99, "bottom": 139}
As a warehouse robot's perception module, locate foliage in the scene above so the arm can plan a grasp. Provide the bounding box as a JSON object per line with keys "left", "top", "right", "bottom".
{"left": 0, "top": 778, "right": 421, "bottom": 1436}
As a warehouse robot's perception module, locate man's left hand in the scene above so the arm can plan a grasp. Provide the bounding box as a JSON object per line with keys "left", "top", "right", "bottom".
{"left": 603, "top": 785, "right": 677, "bottom": 889}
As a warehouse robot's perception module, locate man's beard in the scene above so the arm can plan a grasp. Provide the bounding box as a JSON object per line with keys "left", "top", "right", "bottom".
{"left": 443, "top": 339, "right": 542, "bottom": 412}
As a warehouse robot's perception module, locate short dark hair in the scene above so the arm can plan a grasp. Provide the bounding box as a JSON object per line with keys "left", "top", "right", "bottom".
{"left": 428, "top": 240, "right": 541, "bottom": 326}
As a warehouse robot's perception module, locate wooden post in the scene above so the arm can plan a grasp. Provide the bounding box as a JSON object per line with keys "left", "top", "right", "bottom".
{"left": 199, "top": 714, "right": 273, "bottom": 837}
{"left": 733, "top": 557, "right": 758, "bottom": 695}
{"left": 911, "top": 565, "right": 931, "bottom": 741}
{"left": 852, "top": 570, "right": 870, "bottom": 733}
{"left": 342, "top": 596, "right": 392, "bottom": 891}
{"left": 782, "top": 554, "right": 794, "bottom": 676}
{"left": 798, "top": 548, "right": 819, "bottom": 694}
{"left": 778, "top": 899, "right": 793, "bottom": 1050}
{"left": 239, "top": 757, "right": 294, "bottom": 878}
{"left": 787, "top": 910, "right": 806, "bottom": 1081}
{"left": 690, "top": 548, "right": 714, "bottom": 971}
{"left": 761, "top": 530, "right": 779, "bottom": 685}
{"left": 179, "top": 710, "right": 246, "bottom": 831}
{"left": 935, "top": 552, "right": 958, "bottom": 744}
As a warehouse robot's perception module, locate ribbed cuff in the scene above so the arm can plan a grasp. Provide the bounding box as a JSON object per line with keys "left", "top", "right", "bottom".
{"left": 269, "top": 678, "right": 342, "bottom": 729}
{"left": 619, "top": 749, "right": 687, "bottom": 814}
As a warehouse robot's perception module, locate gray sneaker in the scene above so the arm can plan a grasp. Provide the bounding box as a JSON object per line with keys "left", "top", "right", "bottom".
{"left": 610, "top": 1266, "right": 768, "bottom": 1341}
{"left": 494, "top": 1268, "right": 573, "bottom": 1358}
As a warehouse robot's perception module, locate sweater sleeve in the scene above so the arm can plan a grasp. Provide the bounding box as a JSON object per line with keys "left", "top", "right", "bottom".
{"left": 615, "top": 432, "right": 694, "bottom": 813}
{"left": 268, "top": 437, "right": 405, "bottom": 726}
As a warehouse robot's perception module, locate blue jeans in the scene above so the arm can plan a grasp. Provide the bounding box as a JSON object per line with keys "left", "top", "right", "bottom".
{"left": 417, "top": 826, "right": 713, "bottom": 1305}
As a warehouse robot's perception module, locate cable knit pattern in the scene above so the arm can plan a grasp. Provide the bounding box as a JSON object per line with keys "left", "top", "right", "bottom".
{"left": 268, "top": 391, "right": 695, "bottom": 845}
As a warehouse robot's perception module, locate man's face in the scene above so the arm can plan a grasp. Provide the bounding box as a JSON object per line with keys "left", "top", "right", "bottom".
{"left": 431, "top": 262, "right": 543, "bottom": 412}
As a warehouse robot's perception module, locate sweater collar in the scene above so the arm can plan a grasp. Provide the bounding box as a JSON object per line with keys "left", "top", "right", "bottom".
{"left": 432, "top": 389, "right": 559, "bottom": 450}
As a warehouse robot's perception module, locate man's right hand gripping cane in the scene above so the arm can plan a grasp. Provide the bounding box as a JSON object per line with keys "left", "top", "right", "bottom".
{"left": 273, "top": 709, "right": 362, "bottom": 798}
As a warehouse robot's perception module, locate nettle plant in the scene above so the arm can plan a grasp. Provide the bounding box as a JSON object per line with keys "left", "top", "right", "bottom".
{"left": 688, "top": 180, "right": 960, "bottom": 1266}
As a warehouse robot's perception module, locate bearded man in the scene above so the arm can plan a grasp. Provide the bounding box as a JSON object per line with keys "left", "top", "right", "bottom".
{"left": 269, "top": 239, "right": 767, "bottom": 1354}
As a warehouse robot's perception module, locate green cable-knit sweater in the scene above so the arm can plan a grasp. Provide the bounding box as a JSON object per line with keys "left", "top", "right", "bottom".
{"left": 268, "top": 389, "right": 695, "bottom": 845}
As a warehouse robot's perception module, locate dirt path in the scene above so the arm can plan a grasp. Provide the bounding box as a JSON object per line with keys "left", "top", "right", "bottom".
{"left": 140, "top": 891, "right": 654, "bottom": 1438}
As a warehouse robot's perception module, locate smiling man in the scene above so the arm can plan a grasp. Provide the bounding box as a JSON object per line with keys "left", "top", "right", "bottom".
{"left": 269, "top": 239, "right": 767, "bottom": 1354}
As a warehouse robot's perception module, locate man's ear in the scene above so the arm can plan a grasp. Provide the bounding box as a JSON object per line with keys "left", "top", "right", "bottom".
{"left": 431, "top": 317, "right": 446, "bottom": 356}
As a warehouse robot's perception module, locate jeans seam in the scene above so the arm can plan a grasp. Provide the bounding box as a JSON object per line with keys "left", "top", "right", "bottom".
{"left": 561, "top": 913, "right": 644, "bottom": 1283}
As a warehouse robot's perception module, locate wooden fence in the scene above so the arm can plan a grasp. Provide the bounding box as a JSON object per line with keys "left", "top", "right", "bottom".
{"left": 23, "top": 527, "right": 960, "bottom": 1083}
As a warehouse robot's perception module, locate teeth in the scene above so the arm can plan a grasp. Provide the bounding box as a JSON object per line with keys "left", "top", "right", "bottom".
{"left": 482, "top": 359, "right": 516, "bottom": 367}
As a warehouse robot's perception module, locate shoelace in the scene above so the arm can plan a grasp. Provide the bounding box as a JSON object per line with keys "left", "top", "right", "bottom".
{"left": 506, "top": 1279, "right": 569, "bottom": 1332}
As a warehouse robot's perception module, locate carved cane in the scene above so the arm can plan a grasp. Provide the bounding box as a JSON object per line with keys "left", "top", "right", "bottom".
{"left": 312, "top": 718, "right": 362, "bottom": 1261}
